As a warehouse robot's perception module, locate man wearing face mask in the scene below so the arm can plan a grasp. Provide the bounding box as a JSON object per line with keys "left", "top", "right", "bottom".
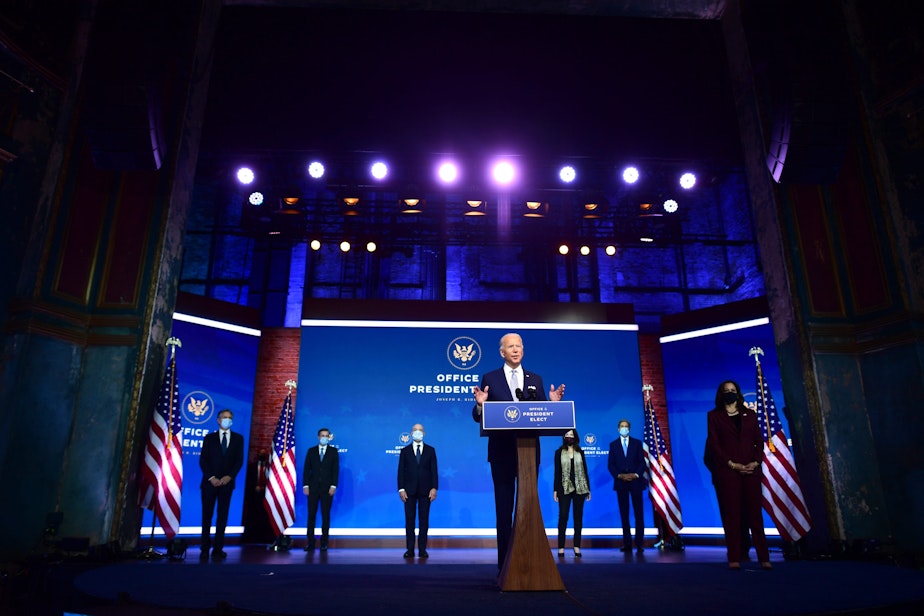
{"left": 397, "top": 423, "right": 439, "bottom": 558}
{"left": 199, "top": 409, "right": 245, "bottom": 560}
{"left": 303, "top": 427, "right": 339, "bottom": 551}
{"left": 607, "top": 419, "right": 648, "bottom": 553}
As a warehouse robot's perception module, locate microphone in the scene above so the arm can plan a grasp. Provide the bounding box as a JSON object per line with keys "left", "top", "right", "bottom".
{"left": 515, "top": 388, "right": 524, "bottom": 401}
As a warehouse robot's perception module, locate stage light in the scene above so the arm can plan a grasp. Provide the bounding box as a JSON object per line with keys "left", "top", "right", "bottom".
{"left": 236, "top": 167, "right": 255, "bottom": 184}
{"left": 248, "top": 192, "right": 264, "bottom": 206}
{"left": 663, "top": 199, "right": 679, "bottom": 213}
{"left": 622, "top": 166, "right": 639, "bottom": 184}
{"left": 343, "top": 196, "right": 359, "bottom": 216}
{"left": 371, "top": 161, "right": 388, "bottom": 180}
{"left": 558, "top": 244, "right": 569, "bottom": 255}
{"left": 340, "top": 241, "right": 351, "bottom": 252}
{"left": 310, "top": 239, "right": 321, "bottom": 250}
{"left": 559, "top": 165, "right": 576, "bottom": 183}
{"left": 401, "top": 197, "right": 423, "bottom": 214}
{"left": 283, "top": 196, "right": 299, "bottom": 205}
{"left": 605, "top": 245, "right": 617, "bottom": 256}
{"left": 366, "top": 241, "right": 377, "bottom": 253}
{"left": 640, "top": 236, "right": 654, "bottom": 243}
{"left": 464, "top": 200, "right": 486, "bottom": 216}
{"left": 437, "top": 162, "right": 458, "bottom": 184}
{"left": 523, "top": 201, "right": 547, "bottom": 217}
{"left": 492, "top": 161, "right": 515, "bottom": 185}
{"left": 583, "top": 202, "right": 606, "bottom": 219}
{"left": 580, "top": 245, "right": 591, "bottom": 256}
{"left": 639, "top": 202, "right": 652, "bottom": 213}
{"left": 308, "top": 161, "right": 325, "bottom": 179}
{"left": 679, "top": 172, "right": 696, "bottom": 189}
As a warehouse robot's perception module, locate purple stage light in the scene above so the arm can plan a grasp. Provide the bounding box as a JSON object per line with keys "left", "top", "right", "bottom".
{"left": 237, "top": 167, "right": 255, "bottom": 184}
{"left": 437, "top": 162, "right": 458, "bottom": 184}
{"left": 371, "top": 162, "right": 388, "bottom": 180}
{"left": 622, "top": 166, "right": 639, "bottom": 184}
{"left": 492, "top": 161, "right": 515, "bottom": 185}
{"left": 679, "top": 172, "right": 696, "bottom": 189}
{"left": 559, "top": 166, "right": 576, "bottom": 183}
{"left": 248, "top": 191, "right": 263, "bottom": 206}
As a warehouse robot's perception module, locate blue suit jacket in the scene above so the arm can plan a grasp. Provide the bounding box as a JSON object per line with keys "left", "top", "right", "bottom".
{"left": 397, "top": 442, "right": 439, "bottom": 496}
{"left": 472, "top": 366, "right": 546, "bottom": 470}
{"left": 607, "top": 436, "right": 648, "bottom": 492}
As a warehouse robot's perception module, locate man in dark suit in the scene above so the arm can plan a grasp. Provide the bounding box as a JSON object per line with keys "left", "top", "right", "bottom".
{"left": 472, "top": 332, "right": 565, "bottom": 570}
{"left": 607, "top": 418, "right": 648, "bottom": 553}
{"left": 199, "top": 408, "right": 245, "bottom": 560}
{"left": 397, "top": 423, "right": 439, "bottom": 558}
{"left": 302, "top": 427, "right": 339, "bottom": 551}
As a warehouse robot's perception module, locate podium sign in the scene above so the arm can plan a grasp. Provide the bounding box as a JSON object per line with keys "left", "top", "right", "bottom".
{"left": 481, "top": 400, "right": 575, "bottom": 434}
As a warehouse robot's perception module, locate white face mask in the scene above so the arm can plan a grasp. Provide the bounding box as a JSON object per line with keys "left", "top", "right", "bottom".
{"left": 220, "top": 417, "right": 232, "bottom": 430}
{"left": 412, "top": 430, "right": 424, "bottom": 442}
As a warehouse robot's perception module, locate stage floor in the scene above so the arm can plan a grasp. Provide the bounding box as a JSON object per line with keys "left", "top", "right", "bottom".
{"left": 63, "top": 544, "right": 924, "bottom": 616}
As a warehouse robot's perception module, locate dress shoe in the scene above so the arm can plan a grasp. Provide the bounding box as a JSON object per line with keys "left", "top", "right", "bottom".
{"left": 403, "top": 550, "right": 414, "bottom": 558}
{"left": 573, "top": 548, "right": 582, "bottom": 558}
{"left": 418, "top": 550, "right": 429, "bottom": 558}
{"left": 319, "top": 544, "right": 328, "bottom": 551}
{"left": 636, "top": 546, "right": 645, "bottom": 554}
{"left": 211, "top": 550, "right": 227, "bottom": 560}
{"left": 557, "top": 549, "right": 565, "bottom": 557}
{"left": 198, "top": 550, "right": 209, "bottom": 561}
{"left": 619, "top": 546, "right": 632, "bottom": 553}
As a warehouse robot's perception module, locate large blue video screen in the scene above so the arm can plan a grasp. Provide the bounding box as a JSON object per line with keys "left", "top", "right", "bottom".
{"left": 294, "top": 322, "right": 647, "bottom": 534}
{"left": 660, "top": 320, "right": 793, "bottom": 534}
{"left": 141, "top": 315, "right": 259, "bottom": 536}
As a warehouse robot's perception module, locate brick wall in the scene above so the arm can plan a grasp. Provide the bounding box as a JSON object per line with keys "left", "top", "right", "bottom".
{"left": 248, "top": 328, "right": 302, "bottom": 462}
{"left": 638, "top": 333, "right": 672, "bottom": 452}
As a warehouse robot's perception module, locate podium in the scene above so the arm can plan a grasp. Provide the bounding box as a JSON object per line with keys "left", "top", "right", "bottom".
{"left": 482, "top": 401, "right": 574, "bottom": 591}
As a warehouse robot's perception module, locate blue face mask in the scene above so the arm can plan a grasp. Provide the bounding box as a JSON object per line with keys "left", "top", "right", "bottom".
{"left": 412, "top": 430, "right": 424, "bottom": 442}
{"left": 619, "top": 427, "right": 629, "bottom": 437}
{"left": 319, "top": 436, "right": 330, "bottom": 446}
{"left": 220, "top": 418, "right": 232, "bottom": 430}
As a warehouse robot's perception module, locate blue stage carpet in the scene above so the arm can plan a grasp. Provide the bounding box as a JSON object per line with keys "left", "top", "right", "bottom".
{"left": 70, "top": 548, "right": 924, "bottom": 615}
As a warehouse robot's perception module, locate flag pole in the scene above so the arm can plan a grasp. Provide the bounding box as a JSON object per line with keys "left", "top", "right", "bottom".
{"left": 138, "top": 337, "right": 182, "bottom": 561}
{"left": 749, "top": 346, "right": 775, "bottom": 452}
{"left": 269, "top": 379, "right": 297, "bottom": 552}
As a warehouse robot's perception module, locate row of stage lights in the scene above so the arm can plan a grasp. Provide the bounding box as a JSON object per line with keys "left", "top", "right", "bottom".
{"left": 293, "top": 239, "right": 651, "bottom": 255}
{"left": 235, "top": 160, "right": 698, "bottom": 190}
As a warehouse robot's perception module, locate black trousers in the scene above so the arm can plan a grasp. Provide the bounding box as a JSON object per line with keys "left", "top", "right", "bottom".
{"left": 490, "top": 462, "right": 516, "bottom": 569}
{"left": 307, "top": 488, "right": 334, "bottom": 546}
{"left": 404, "top": 493, "right": 432, "bottom": 551}
{"left": 617, "top": 486, "right": 645, "bottom": 548}
{"left": 557, "top": 492, "right": 587, "bottom": 549}
{"left": 200, "top": 484, "right": 234, "bottom": 551}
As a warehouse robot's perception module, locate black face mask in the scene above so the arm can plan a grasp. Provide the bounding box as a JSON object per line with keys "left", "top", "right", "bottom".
{"left": 563, "top": 437, "right": 575, "bottom": 446}
{"left": 722, "top": 391, "right": 739, "bottom": 405}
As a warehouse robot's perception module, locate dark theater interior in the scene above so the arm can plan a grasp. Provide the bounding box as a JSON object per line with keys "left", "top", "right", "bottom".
{"left": 1, "top": 1, "right": 923, "bottom": 614}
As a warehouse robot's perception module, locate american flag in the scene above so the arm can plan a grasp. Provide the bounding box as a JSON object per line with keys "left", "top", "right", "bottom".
{"left": 754, "top": 356, "right": 811, "bottom": 541}
{"left": 264, "top": 389, "right": 297, "bottom": 536}
{"left": 138, "top": 351, "right": 183, "bottom": 538}
{"left": 641, "top": 386, "right": 683, "bottom": 536}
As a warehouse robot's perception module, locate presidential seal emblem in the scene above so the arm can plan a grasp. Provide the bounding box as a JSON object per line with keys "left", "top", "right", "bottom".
{"left": 182, "top": 391, "right": 215, "bottom": 425}
{"left": 447, "top": 336, "right": 481, "bottom": 371}
{"left": 504, "top": 406, "right": 521, "bottom": 423}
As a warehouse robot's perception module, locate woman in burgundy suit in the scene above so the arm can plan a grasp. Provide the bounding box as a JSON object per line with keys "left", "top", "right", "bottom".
{"left": 705, "top": 380, "right": 772, "bottom": 570}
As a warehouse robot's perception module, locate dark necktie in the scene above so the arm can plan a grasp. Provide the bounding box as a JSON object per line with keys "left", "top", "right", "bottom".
{"left": 320, "top": 446, "right": 325, "bottom": 462}
{"left": 221, "top": 432, "right": 228, "bottom": 453}
{"left": 416, "top": 444, "right": 421, "bottom": 463}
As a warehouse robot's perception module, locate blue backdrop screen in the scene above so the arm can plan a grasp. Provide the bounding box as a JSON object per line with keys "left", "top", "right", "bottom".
{"left": 142, "top": 316, "right": 259, "bottom": 536}
{"left": 660, "top": 321, "right": 791, "bottom": 533}
{"left": 295, "top": 322, "right": 646, "bottom": 533}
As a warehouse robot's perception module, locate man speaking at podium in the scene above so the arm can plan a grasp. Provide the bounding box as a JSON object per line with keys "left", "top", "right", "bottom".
{"left": 472, "top": 332, "right": 565, "bottom": 570}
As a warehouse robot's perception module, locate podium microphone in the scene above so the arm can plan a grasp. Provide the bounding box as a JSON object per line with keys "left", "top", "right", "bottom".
{"left": 515, "top": 388, "right": 524, "bottom": 400}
